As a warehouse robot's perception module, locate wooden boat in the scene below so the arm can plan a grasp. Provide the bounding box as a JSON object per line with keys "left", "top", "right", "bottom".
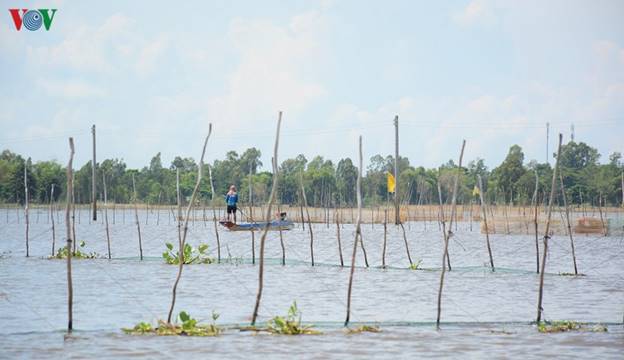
{"left": 219, "top": 220, "right": 295, "bottom": 231}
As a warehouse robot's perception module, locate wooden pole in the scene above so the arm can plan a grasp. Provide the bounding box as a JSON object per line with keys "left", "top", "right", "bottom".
{"left": 597, "top": 193, "right": 606, "bottom": 236}
{"left": 537, "top": 133, "right": 562, "bottom": 323}
{"left": 382, "top": 209, "right": 387, "bottom": 268}
{"left": 533, "top": 170, "right": 540, "bottom": 274}
{"left": 50, "top": 184, "right": 56, "bottom": 256}
{"left": 437, "top": 181, "right": 451, "bottom": 271}
{"left": 249, "top": 163, "right": 256, "bottom": 265}
{"left": 300, "top": 171, "right": 314, "bottom": 266}
{"left": 176, "top": 169, "right": 181, "bottom": 243}
{"left": 71, "top": 173, "right": 76, "bottom": 253}
{"left": 345, "top": 135, "right": 363, "bottom": 327}
{"left": 477, "top": 175, "right": 494, "bottom": 271}
{"left": 103, "top": 173, "right": 111, "bottom": 260}
{"left": 436, "top": 139, "right": 465, "bottom": 328}
{"left": 132, "top": 173, "right": 143, "bottom": 260}
{"left": 24, "top": 160, "right": 29, "bottom": 257}
{"left": 299, "top": 192, "right": 305, "bottom": 230}
{"left": 156, "top": 191, "right": 161, "bottom": 225}
{"left": 399, "top": 222, "right": 413, "bottom": 266}
{"left": 208, "top": 164, "right": 221, "bottom": 263}
{"left": 336, "top": 209, "right": 344, "bottom": 267}
{"left": 91, "top": 124, "right": 97, "bottom": 221}
{"left": 251, "top": 112, "right": 282, "bottom": 326}
{"left": 559, "top": 171, "right": 577, "bottom": 274}
{"left": 167, "top": 125, "right": 212, "bottom": 324}
{"left": 278, "top": 205, "right": 285, "bottom": 266}
{"left": 66, "top": 137, "right": 75, "bottom": 332}
{"left": 394, "top": 115, "right": 400, "bottom": 224}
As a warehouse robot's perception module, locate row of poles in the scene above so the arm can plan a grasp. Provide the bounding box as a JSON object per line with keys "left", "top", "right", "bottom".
{"left": 15, "top": 115, "right": 594, "bottom": 333}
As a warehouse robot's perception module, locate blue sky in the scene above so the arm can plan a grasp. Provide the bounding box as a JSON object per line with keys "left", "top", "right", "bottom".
{"left": 1, "top": 0, "right": 623, "bottom": 171}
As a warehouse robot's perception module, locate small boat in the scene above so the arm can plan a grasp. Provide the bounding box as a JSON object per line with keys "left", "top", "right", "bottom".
{"left": 219, "top": 220, "right": 294, "bottom": 231}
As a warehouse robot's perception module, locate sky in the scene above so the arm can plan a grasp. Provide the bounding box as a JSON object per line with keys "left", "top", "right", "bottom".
{"left": 1, "top": 0, "right": 623, "bottom": 171}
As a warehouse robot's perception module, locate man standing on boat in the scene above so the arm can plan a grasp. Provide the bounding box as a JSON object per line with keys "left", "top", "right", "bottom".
{"left": 225, "top": 185, "right": 239, "bottom": 223}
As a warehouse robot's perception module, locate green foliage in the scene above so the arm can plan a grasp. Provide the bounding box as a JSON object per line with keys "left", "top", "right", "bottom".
{"left": 558, "top": 272, "right": 586, "bottom": 276}
{"left": 123, "top": 311, "right": 221, "bottom": 336}
{"left": 1, "top": 140, "right": 623, "bottom": 207}
{"left": 163, "top": 242, "right": 214, "bottom": 265}
{"left": 346, "top": 325, "right": 381, "bottom": 334}
{"left": 267, "top": 301, "right": 321, "bottom": 335}
{"left": 409, "top": 259, "right": 423, "bottom": 270}
{"left": 537, "top": 321, "right": 607, "bottom": 333}
{"left": 52, "top": 240, "right": 98, "bottom": 259}
{"left": 123, "top": 321, "right": 153, "bottom": 334}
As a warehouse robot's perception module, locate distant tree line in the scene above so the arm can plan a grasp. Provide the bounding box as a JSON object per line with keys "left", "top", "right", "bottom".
{"left": 0, "top": 141, "right": 622, "bottom": 207}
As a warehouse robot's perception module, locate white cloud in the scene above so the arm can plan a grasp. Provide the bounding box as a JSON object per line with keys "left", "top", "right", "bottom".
{"left": 452, "top": 0, "right": 496, "bottom": 26}
{"left": 151, "top": 9, "right": 330, "bottom": 138}
{"left": 27, "top": 13, "right": 169, "bottom": 76}
{"left": 37, "top": 79, "right": 106, "bottom": 98}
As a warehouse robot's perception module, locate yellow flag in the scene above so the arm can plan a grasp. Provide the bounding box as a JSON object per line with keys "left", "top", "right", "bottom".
{"left": 387, "top": 172, "right": 396, "bottom": 193}
{"left": 472, "top": 186, "right": 480, "bottom": 197}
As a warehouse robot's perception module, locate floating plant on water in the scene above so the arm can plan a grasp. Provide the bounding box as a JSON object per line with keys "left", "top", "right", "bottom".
{"left": 52, "top": 241, "right": 99, "bottom": 259}
{"left": 123, "top": 311, "right": 221, "bottom": 336}
{"left": 346, "top": 325, "right": 381, "bottom": 334}
{"left": 409, "top": 259, "right": 423, "bottom": 270}
{"left": 537, "top": 320, "right": 607, "bottom": 333}
{"left": 266, "top": 301, "right": 320, "bottom": 335}
{"left": 162, "top": 242, "right": 214, "bottom": 265}
{"left": 558, "top": 272, "right": 586, "bottom": 277}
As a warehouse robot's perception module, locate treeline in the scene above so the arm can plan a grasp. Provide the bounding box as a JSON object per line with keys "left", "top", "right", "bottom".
{"left": 0, "top": 141, "right": 622, "bottom": 207}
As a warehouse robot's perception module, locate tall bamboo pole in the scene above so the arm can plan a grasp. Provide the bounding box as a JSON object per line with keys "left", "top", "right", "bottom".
{"left": 300, "top": 171, "right": 314, "bottom": 266}
{"left": 345, "top": 135, "right": 363, "bottom": 327}
{"left": 559, "top": 171, "right": 578, "bottom": 274}
{"left": 132, "top": 173, "right": 143, "bottom": 260}
{"left": 394, "top": 116, "right": 400, "bottom": 224}
{"left": 436, "top": 139, "right": 465, "bottom": 328}
{"left": 176, "top": 168, "right": 181, "bottom": 248}
{"left": 66, "top": 137, "right": 75, "bottom": 332}
{"left": 437, "top": 181, "right": 451, "bottom": 270}
{"left": 382, "top": 209, "right": 387, "bottom": 268}
{"left": 399, "top": 222, "right": 413, "bottom": 266}
{"left": 167, "top": 125, "right": 212, "bottom": 324}
{"left": 336, "top": 209, "right": 344, "bottom": 267}
{"left": 103, "top": 173, "right": 111, "bottom": 260}
{"left": 597, "top": 193, "right": 606, "bottom": 236}
{"left": 278, "top": 205, "right": 285, "bottom": 266}
{"left": 207, "top": 164, "right": 221, "bottom": 263}
{"left": 71, "top": 173, "right": 76, "bottom": 253}
{"left": 249, "top": 163, "right": 256, "bottom": 264}
{"left": 24, "top": 160, "right": 29, "bottom": 257}
{"left": 533, "top": 170, "right": 540, "bottom": 274}
{"left": 477, "top": 175, "right": 494, "bottom": 271}
{"left": 537, "top": 133, "right": 562, "bottom": 323}
{"left": 50, "top": 184, "right": 56, "bottom": 256}
{"left": 92, "top": 124, "right": 97, "bottom": 221}
{"left": 251, "top": 112, "right": 282, "bottom": 326}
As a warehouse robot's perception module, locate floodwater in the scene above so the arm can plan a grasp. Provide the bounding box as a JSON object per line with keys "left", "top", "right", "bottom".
{"left": 1, "top": 208, "right": 623, "bottom": 359}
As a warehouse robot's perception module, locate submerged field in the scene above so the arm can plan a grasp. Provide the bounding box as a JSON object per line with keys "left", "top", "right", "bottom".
{"left": 1, "top": 208, "right": 622, "bottom": 358}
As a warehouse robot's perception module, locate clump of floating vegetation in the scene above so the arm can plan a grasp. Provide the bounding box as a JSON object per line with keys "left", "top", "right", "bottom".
{"left": 123, "top": 311, "right": 221, "bottom": 336}
{"left": 346, "top": 325, "right": 381, "bottom": 334}
{"left": 266, "top": 302, "right": 321, "bottom": 335}
{"left": 52, "top": 241, "right": 98, "bottom": 259}
{"left": 558, "top": 272, "right": 586, "bottom": 276}
{"left": 409, "top": 259, "right": 423, "bottom": 270}
{"left": 162, "top": 243, "right": 214, "bottom": 265}
{"left": 537, "top": 321, "right": 607, "bottom": 333}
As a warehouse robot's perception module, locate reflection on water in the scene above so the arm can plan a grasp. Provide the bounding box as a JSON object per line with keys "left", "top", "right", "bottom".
{"left": 1, "top": 209, "right": 623, "bottom": 358}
